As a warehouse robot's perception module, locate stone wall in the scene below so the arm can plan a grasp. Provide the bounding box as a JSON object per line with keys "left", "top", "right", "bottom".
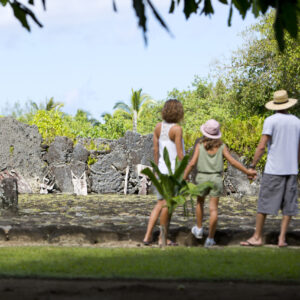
{"left": 0, "top": 117, "right": 44, "bottom": 192}
{"left": 0, "top": 117, "right": 259, "bottom": 196}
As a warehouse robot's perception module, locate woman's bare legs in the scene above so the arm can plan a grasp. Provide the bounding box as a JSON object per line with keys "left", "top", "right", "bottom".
{"left": 143, "top": 200, "right": 166, "bottom": 243}
{"left": 158, "top": 204, "right": 169, "bottom": 245}
{"left": 208, "top": 197, "right": 219, "bottom": 239}
{"left": 196, "top": 196, "right": 205, "bottom": 228}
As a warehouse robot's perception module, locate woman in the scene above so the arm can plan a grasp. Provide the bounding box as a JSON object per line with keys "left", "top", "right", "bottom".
{"left": 143, "top": 99, "right": 185, "bottom": 246}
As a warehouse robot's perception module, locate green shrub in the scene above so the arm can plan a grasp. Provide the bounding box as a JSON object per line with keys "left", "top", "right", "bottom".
{"left": 29, "top": 110, "right": 75, "bottom": 143}
{"left": 222, "top": 116, "right": 266, "bottom": 169}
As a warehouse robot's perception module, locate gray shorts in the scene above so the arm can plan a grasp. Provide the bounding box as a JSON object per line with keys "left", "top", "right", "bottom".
{"left": 258, "top": 173, "right": 299, "bottom": 216}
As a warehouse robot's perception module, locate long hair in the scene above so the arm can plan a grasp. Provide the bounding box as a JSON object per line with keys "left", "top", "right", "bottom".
{"left": 200, "top": 136, "right": 223, "bottom": 150}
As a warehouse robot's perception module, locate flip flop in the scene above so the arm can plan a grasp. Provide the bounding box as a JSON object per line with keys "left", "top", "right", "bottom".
{"left": 240, "top": 240, "right": 262, "bottom": 247}
{"left": 167, "top": 241, "right": 178, "bottom": 246}
{"left": 158, "top": 241, "right": 178, "bottom": 247}
{"left": 142, "top": 240, "right": 152, "bottom": 246}
{"left": 278, "top": 243, "right": 288, "bottom": 248}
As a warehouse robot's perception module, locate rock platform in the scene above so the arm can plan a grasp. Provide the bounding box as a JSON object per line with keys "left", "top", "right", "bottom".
{"left": 0, "top": 194, "right": 299, "bottom": 246}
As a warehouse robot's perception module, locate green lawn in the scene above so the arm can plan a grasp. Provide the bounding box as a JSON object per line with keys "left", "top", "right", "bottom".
{"left": 0, "top": 247, "right": 299, "bottom": 281}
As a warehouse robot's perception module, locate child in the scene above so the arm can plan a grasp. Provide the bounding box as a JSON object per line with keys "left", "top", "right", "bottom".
{"left": 143, "top": 99, "right": 185, "bottom": 246}
{"left": 183, "top": 119, "right": 256, "bottom": 247}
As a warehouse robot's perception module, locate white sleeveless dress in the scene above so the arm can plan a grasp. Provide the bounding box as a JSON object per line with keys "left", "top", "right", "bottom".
{"left": 158, "top": 121, "right": 184, "bottom": 174}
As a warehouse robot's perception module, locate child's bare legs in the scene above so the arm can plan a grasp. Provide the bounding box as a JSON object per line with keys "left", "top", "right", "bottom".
{"left": 196, "top": 196, "right": 205, "bottom": 228}
{"left": 143, "top": 200, "right": 166, "bottom": 242}
{"left": 278, "top": 215, "right": 291, "bottom": 246}
{"left": 208, "top": 197, "right": 219, "bottom": 239}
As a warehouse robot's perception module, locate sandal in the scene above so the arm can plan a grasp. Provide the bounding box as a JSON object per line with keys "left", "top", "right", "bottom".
{"left": 167, "top": 241, "right": 178, "bottom": 246}
{"left": 159, "top": 240, "right": 178, "bottom": 247}
{"left": 240, "top": 240, "right": 262, "bottom": 247}
{"left": 142, "top": 240, "right": 152, "bottom": 246}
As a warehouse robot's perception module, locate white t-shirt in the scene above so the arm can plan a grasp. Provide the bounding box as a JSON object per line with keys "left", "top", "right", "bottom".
{"left": 263, "top": 113, "right": 300, "bottom": 175}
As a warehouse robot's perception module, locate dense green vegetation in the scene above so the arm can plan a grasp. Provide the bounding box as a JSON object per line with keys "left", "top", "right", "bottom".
{"left": 2, "top": 13, "right": 299, "bottom": 168}
{"left": 0, "top": 246, "right": 299, "bottom": 281}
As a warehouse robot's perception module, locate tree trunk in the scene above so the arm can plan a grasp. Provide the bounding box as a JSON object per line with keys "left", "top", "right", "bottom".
{"left": 133, "top": 110, "right": 138, "bottom": 132}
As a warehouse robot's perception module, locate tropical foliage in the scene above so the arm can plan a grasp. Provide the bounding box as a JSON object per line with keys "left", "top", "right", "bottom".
{"left": 113, "top": 89, "right": 155, "bottom": 132}
{"left": 142, "top": 148, "right": 214, "bottom": 217}
{"left": 1, "top": 0, "right": 299, "bottom": 51}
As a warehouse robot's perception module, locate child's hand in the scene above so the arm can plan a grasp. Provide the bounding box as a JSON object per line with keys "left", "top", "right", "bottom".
{"left": 247, "top": 169, "right": 257, "bottom": 180}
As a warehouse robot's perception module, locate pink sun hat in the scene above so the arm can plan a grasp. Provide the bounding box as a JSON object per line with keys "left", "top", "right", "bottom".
{"left": 200, "top": 119, "right": 222, "bottom": 139}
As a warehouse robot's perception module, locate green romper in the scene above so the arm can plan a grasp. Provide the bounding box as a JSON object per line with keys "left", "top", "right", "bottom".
{"left": 195, "top": 143, "right": 225, "bottom": 197}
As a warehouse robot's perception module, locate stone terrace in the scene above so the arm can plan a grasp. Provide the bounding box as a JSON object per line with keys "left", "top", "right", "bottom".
{"left": 0, "top": 194, "right": 299, "bottom": 246}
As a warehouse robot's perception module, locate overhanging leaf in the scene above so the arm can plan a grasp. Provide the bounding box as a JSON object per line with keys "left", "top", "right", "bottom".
{"left": 274, "top": 9, "right": 285, "bottom": 52}
{"left": 147, "top": 0, "right": 171, "bottom": 34}
{"left": 232, "top": 0, "right": 250, "bottom": 19}
{"left": 228, "top": 0, "right": 233, "bottom": 26}
{"left": 251, "top": 0, "right": 259, "bottom": 17}
{"left": 132, "top": 0, "right": 147, "bottom": 44}
{"left": 169, "top": 0, "right": 175, "bottom": 13}
{"left": 201, "top": 0, "right": 214, "bottom": 15}
{"left": 10, "top": 1, "right": 43, "bottom": 31}
{"left": 183, "top": 0, "right": 198, "bottom": 19}
{"left": 112, "top": 0, "right": 117, "bottom": 12}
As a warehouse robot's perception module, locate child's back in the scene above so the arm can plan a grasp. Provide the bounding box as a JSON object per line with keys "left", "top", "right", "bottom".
{"left": 196, "top": 143, "right": 224, "bottom": 174}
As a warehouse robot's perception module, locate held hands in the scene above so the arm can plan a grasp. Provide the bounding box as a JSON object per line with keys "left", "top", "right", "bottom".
{"left": 247, "top": 168, "right": 257, "bottom": 180}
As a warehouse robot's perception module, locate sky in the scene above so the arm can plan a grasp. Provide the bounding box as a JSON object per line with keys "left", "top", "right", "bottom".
{"left": 0, "top": 0, "right": 258, "bottom": 118}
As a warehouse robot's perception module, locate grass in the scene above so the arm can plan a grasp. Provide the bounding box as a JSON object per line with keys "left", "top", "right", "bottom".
{"left": 0, "top": 246, "right": 299, "bottom": 281}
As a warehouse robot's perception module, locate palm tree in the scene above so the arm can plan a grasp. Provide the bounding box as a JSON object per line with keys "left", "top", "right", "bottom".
{"left": 30, "top": 97, "right": 64, "bottom": 112}
{"left": 113, "top": 89, "right": 155, "bottom": 132}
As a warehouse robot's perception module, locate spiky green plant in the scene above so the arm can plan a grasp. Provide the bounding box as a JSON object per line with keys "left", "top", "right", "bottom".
{"left": 142, "top": 147, "right": 214, "bottom": 217}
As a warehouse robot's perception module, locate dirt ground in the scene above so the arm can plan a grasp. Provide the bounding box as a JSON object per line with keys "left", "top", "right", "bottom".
{"left": 0, "top": 278, "right": 299, "bottom": 300}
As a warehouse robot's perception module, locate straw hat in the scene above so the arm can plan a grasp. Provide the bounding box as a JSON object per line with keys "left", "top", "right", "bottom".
{"left": 200, "top": 119, "right": 221, "bottom": 139}
{"left": 265, "top": 90, "right": 298, "bottom": 110}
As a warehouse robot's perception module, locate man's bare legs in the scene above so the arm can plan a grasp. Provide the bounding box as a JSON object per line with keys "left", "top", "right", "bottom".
{"left": 196, "top": 196, "right": 205, "bottom": 228}
{"left": 143, "top": 200, "right": 166, "bottom": 243}
{"left": 240, "top": 213, "right": 266, "bottom": 246}
{"left": 278, "top": 215, "right": 291, "bottom": 247}
{"left": 208, "top": 197, "right": 219, "bottom": 239}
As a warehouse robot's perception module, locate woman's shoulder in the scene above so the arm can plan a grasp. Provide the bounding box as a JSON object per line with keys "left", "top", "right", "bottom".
{"left": 169, "top": 123, "right": 182, "bottom": 136}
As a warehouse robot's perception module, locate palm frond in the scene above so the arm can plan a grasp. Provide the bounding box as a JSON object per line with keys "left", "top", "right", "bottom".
{"left": 113, "top": 101, "right": 132, "bottom": 114}
{"left": 137, "top": 98, "right": 156, "bottom": 117}
{"left": 101, "top": 112, "right": 112, "bottom": 118}
{"left": 113, "top": 109, "right": 132, "bottom": 120}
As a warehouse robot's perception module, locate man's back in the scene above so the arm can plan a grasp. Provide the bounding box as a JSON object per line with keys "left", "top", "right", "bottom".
{"left": 263, "top": 113, "right": 300, "bottom": 175}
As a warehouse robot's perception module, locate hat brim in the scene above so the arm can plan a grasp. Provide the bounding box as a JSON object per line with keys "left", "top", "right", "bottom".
{"left": 265, "top": 98, "right": 298, "bottom": 111}
{"left": 200, "top": 125, "right": 222, "bottom": 139}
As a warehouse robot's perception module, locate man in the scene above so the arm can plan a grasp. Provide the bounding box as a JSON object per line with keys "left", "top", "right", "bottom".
{"left": 241, "top": 90, "right": 300, "bottom": 247}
